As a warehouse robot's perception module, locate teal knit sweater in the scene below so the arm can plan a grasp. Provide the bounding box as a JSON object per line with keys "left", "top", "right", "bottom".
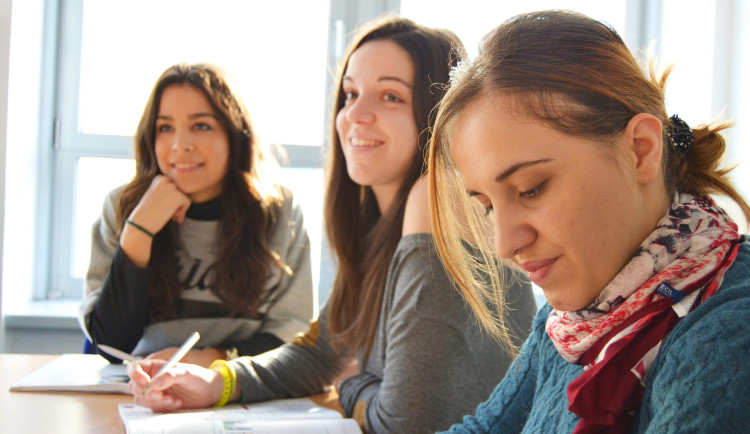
{"left": 446, "top": 240, "right": 750, "bottom": 433}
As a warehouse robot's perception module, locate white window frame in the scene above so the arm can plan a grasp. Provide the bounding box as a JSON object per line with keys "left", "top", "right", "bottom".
{"left": 40, "top": 0, "right": 401, "bottom": 301}
{"left": 7, "top": 0, "right": 749, "bottom": 307}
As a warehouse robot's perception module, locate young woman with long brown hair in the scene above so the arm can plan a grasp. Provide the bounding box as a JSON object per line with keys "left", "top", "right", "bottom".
{"left": 79, "top": 63, "right": 314, "bottom": 368}
{"left": 125, "top": 17, "right": 536, "bottom": 433}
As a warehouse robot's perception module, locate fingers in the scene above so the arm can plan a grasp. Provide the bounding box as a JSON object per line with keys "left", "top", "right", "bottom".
{"left": 127, "top": 361, "right": 181, "bottom": 408}
{"left": 132, "top": 387, "right": 184, "bottom": 412}
{"left": 130, "top": 175, "right": 192, "bottom": 232}
{"left": 127, "top": 359, "right": 175, "bottom": 385}
{"left": 172, "top": 203, "right": 189, "bottom": 224}
{"left": 127, "top": 360, "right": 152, "bottom": 386}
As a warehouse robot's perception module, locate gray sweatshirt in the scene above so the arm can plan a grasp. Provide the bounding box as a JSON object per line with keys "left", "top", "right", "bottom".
{"left": 231, "top": 233, "right": 536, "bottom": 433}
{"left": 79, "top": 184, "right": 314, "bottom": 360}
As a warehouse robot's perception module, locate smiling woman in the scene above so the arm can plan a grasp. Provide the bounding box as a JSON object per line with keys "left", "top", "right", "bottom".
{"left": 79, "top": 63, "right": 315, "bottom": 369}
{"left": 121, "top": 18, "right": 536, "bottom": 434}
{"left": 336, "top": 39, "right": 419, "bottom": 213}
{"left": 153, "top": 85, "right": 231, "bottom": 204}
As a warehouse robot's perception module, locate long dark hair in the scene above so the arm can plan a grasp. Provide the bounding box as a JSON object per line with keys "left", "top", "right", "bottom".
{"left": 119, "top": 63, "right": 284, "bottom": 321}
{"left": 325, "top": 16, "right": 463, "bottom": 358}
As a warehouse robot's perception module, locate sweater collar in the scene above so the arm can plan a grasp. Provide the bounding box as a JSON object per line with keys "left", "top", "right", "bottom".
{"left": 185, "top": 197, "right": 220, "bottom": 221}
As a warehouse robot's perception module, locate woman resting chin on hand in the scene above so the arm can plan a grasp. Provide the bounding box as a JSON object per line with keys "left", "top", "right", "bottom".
{"left": 80, "top": 63, "right": 314, "bottom": 369}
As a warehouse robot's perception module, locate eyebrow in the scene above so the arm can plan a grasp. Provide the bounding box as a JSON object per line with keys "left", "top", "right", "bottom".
{"left": 156, "top": 113, "right": 217, "bottom": 121}
{"left": 343, "top": 76, "right": 413, "bottom": 89}
{"left": 468, "top": 159, "right": 552, "bottom": 196}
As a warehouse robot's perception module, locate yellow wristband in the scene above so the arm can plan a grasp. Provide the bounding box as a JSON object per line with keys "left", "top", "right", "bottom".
{"left": 209, "top": 360, "right": 237, "bottom": 407}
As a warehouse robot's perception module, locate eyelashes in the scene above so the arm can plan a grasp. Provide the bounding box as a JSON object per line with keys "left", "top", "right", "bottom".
{"left": 519, "top": 180, "right": 547, "bottom": 200}
{"left": 479, "top": 179, "right": 548, "bottom": 216}
{"left": 342, "top": 90, "right": 405, "bottom": 104}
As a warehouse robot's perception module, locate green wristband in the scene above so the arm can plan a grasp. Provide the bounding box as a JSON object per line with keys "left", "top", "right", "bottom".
{"left": 125, "top": 219, "right": 155, "bottom": 238}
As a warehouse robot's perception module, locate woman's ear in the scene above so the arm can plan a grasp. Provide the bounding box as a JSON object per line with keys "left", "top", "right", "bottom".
{"left": 624, "top": 113, "right": 664, "bottom": 184}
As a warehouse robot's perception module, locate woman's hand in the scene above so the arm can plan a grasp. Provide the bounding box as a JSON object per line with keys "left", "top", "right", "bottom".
{"left": 127, "top": 359, "right": 224, "bottom": 412}
{"left": 147, "top": 347, "right": 227, "bottom": 368}
{"left": 120, "top": 175, "right": 191, "bottom": 267}
{"left": 130, "top": 175, "right": 192, "bottom": 228}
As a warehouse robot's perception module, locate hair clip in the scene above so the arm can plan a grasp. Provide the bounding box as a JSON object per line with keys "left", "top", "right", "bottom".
{"left": 668, "top": 114, "right": 694, "bottom": 158}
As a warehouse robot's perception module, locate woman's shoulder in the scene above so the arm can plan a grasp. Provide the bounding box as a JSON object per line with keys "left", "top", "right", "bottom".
{"left": 402, "top": 176, "right": 431, "bottom": 236}
{"left": 98, "top": 184, "right": 129, "bottom": 219}
{"left": 267, "top": 183, "right": 304, "bottom": 223}
{"left": 386, "top": 234, "right": 459, "bottom": 312}
{"left": 723, "top": 237, "right": 750, "bottom": 286}
{"left": 640, "top": 247, "right": 750, "bottom": 431}
{"left": 653, "top": 238, "right": 750, "bottom": 366}
{"left": 105, "top": 183, "right": 128, "bottom": 202}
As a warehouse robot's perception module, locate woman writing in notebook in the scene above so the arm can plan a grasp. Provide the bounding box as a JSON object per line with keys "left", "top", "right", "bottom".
{"left": 428, "top": 10, "right": 750, "bottom": 432}
{"left": 80, "top": 63, "right": 314, "bottom": 367}
{"left": 127, "top": 17, "right": 536, "bottom": 433}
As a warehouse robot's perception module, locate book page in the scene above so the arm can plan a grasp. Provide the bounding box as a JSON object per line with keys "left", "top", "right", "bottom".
{"left": 119, "top": 398, "right": 362, "bottom": 434}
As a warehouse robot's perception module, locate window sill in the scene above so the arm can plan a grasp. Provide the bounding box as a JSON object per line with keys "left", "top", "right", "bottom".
{"left": 4, "top": 300, "right": 81, "bottom": 330}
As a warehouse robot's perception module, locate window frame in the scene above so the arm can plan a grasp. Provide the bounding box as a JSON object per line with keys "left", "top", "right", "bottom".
{"left": 42, "top": 0, "right": 400, "bottom": 300}
{"left": 30, "top": 0, "right": 748, "bottom": 302}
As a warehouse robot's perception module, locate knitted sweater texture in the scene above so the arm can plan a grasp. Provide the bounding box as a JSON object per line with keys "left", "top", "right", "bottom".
{"left": 446, "top": 240, "right": 750, "bottom": 433}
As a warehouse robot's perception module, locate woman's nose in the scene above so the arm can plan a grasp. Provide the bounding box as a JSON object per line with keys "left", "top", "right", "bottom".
{"left": 171, "top": 130, "right": 194, "bottom": 152}
{"left": 494, "top": 209, "right": 534, "bottom": 259}
{"left": 346, "top": 97, "right": 375, "bottom": 124}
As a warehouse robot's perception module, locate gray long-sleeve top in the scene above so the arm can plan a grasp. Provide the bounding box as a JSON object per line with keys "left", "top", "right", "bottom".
{"left": 79, "top": 184, "right": 314, "bottom": 361}
{"left": 231, "top": 233, "right": 536, "bottom": 433}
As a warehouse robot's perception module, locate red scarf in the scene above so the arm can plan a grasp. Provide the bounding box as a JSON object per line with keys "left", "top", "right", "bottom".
{"left": 544, "top": 194, "right": 742, "bottom": 433}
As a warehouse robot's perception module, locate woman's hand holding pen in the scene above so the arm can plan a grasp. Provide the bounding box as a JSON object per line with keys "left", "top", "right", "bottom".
{"left": 147, "top": 347, "right": 226, "bottom": 368}
{"left": 120, "top": 175, "right": 191, "bottom": 268}
{"left": 127, "top": 359, "right": 225, "bottom": 411}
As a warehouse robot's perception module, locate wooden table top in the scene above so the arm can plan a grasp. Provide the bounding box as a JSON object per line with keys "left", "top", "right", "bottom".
{"left": 1, "top": 353, "right": 342, "bottom": 434}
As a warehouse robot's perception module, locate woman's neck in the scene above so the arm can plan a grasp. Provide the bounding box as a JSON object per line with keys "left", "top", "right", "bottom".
{"left": 371, "top": 184, "right": 400, "bottom": 215}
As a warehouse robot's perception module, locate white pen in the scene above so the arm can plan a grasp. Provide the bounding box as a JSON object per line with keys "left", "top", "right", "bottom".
{"left": 142, "top": 331, "right": 201, "bottom": 394}
{"left": 97, "top": 344, "right": 139, "bottom": 363}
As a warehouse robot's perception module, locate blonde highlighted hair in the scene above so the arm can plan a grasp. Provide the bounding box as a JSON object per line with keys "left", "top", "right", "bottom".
{"left": 428, "top": 10, "right": 750, "bottom": 341}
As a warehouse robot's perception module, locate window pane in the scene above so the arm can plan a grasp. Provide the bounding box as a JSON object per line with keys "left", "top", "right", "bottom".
{"left": 73, "top": 160, "right": 325, "bottom": 304}
{"left": 660, "top": 0, "right": 716, "bottom": 127}
{"left": 275, "top": 168, "right": 325, "bottom": 304}
{"left": 400, "top": 1, "right": 627, "bottom": 58}
{"left": 78, "top": 0, "right": 329, "bottom": 146}
{"left": 74, "top": 157, "right": 136, "bottom": 277}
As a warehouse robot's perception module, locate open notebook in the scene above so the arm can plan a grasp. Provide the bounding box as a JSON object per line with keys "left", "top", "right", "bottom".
{"left": 119, "top": 398, "right": 362, "bottom": 434}
{"left": 9, "top": 353, "right": 130, "bottom": 394}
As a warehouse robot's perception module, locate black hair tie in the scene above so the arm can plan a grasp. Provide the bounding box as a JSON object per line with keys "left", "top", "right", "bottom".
{"left": 668, "top": 114, "right": 694, "bottom": 158}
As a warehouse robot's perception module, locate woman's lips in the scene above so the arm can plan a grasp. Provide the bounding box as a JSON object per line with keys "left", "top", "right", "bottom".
{"left": 172, "top": 162, "right": 203, "bottom": 173}
{"left": 349, "top": 137, "right": 382, "bottom": 147}
{"left": 519, "top": 257, "right": 557, "bottom": 285}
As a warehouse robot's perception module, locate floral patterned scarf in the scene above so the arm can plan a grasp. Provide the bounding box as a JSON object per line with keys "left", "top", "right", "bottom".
{"left": 545, "top": 194, "right": 742, "bottom": 433}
